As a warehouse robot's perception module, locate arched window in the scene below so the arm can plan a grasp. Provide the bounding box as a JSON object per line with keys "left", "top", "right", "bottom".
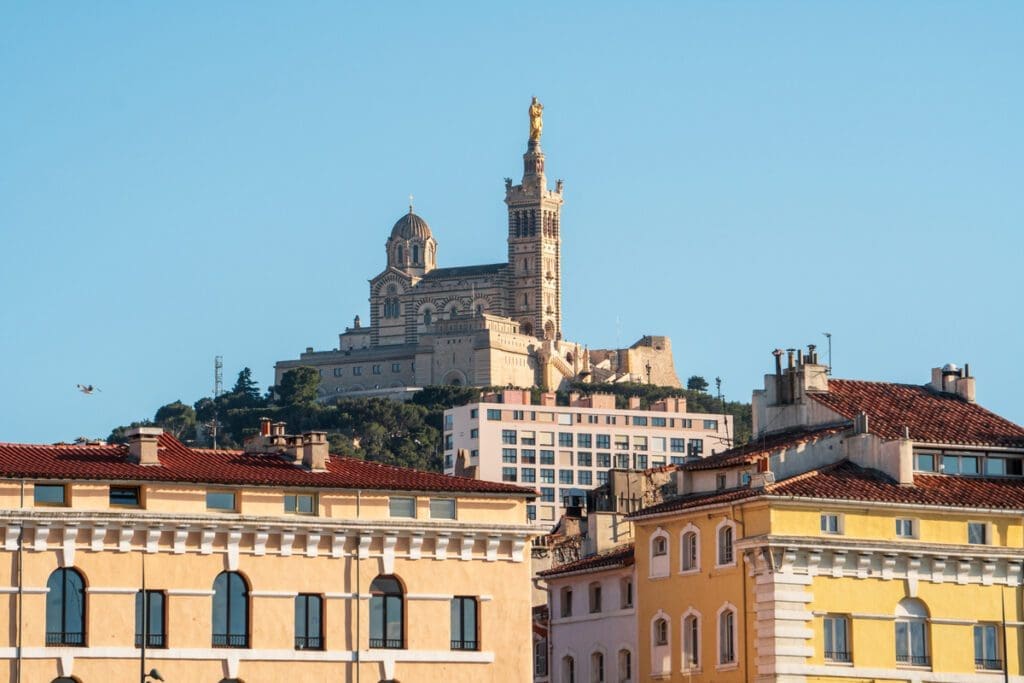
{"left": 212, "top": 571, "right": 249, "bottom": 648}
{"left": 423, "top": 309, "right": 432, "bottom": 326}
{"left": 617, "top": 649, "right": 632, "bottom": 681}
{"left": 562, "top": 655, "right": 576, "bottom": 683}
{"left": 619, "top": 577, "right": 633, "bottom": 609}
{"left": 412, "top": 245, "right": 420, "bottom": 263}
{"left": 370, "top": 575, "right": 404, "bottom": 649}
{"left": 682, "top": 610, "right": 701, "bottom": 670}
{"left": 716, "top": 520, "right": 735, "bottom": 566}
{"left": 46, "top": 568, "right": 85, "bottom": 646}
{"left": 718, "top": 604, "right": 736, "bottom": 665}
{"left": 681, "top": 528, "right": 699, "bottom": 572}
{"left": 560, "top": 586, "right": 573, "bottom": 618}
{"left": 654, "top": 618, "right": 668, "bottom": 646}
{"left": 590, "top": 651, "right": 605, "bottom": 683}
{"left": 650, "top": 529, "right": 670, "bottom": 578}
{"left": 396, "top": 245, "right": 404, "bottom": 263}
{"left": 895, "top": 598, "right": 929, "bottom": 666}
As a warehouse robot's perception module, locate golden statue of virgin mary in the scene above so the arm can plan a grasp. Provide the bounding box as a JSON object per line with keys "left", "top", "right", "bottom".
{"left": 528, "top": 96, "right": 543, "bottom": 142}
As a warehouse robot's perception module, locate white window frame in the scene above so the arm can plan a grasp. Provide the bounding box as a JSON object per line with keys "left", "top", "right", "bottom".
{"left": 968, "top": 521, "right": 989, "bottom": 545}
{"left": 895, "top": 518, "right": 916, "bottom": 538}
{"left": 974, "top": 623, "right": 1001, "bottom": 671}
{"left": 650, "top": 610, "right": 672, "bottom": 676}
{"left": 716, "top": 602, "right": 738, "bottom": 669}
{"left": 681, "top": 607, "right": 702, "bottom": 672}
{"left": 588, "top": 581, "right": 602, "bottom": 614}
{"left": 649, "top": 528, "right": 670, "bottom": 578}
{"left": 616, "top": 646, "right": 633, "bottom": 682}
{"left": 679, "top": 523, "right": 700, "bottom": 574}
{"left": 895, "top": 598, "right": 930, "bottom": 667}
{"left": 823, "top": 614, "right": 851, "bottom": 663}
{"left": 820, "top": 513, "right": 842, "bottom": 534}
{"left": 590, "top": 648, "right": 607, "bottom": 683}
{"left": 715, "top": 519, "right": 736, "bottom": 568}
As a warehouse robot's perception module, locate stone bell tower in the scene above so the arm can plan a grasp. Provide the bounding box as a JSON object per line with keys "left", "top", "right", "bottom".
{"left": 505, "top": 97, "right": 564, "bottom": 340}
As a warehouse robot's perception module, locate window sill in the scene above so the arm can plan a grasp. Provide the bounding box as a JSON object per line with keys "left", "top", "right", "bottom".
{"left": 824, "top": 659, "right": 853, "bottom": 667}
{"left": 716, "top": 662, "right": 739, "bottom": 672}
{"left": 678, "top": 568, "right": 701, "bottom": 576}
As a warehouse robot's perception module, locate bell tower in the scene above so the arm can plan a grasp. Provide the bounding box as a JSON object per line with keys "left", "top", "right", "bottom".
{"left": 506, "top": 97, "right": 564, "bottom": 340}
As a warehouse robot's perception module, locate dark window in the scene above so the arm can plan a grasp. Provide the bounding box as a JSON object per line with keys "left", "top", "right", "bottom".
{"left": 35, "top": 484, "right": 67, "bottom": 506}
{"left": 135, "top": 590, "right": 166, "bottom": 648}
{"left": 429, "top": 498, "right": 456, "bottom": 519}
{"left": 212, "top": 571, "right": 249, "bottom": 648}
{"left": 450, "top": 596, "right": 478, "bottom": 650}
{"left": 46, "top": 568, "right": 85, "bottom": 646}
{"left": 110, "top": 486, "right": 141, "bottom": 507}
{"left": 389, "top": 497, "right": 416, "bottom": 518}
{"left": 370, "top": 576, "right": 404, "bottom": 649}
{"left": 295, "top": 594, "right": 324, "bottom": 650}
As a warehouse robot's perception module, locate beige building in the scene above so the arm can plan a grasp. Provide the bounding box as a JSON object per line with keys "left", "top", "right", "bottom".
{"left": 443, "top": 389, "right": 733, "bottom": 525}
{"left": 0, "top": 422, "right": 538, "bottom": 682}
{"left": 275, "top": 100, "right": 680, "bottom": 398}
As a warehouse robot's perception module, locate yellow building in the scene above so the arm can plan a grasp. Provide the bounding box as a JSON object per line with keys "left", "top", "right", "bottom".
{"left": 630, "top": 350, "right": 1024, "bottom": 682}
{"left": 0, "top": 421, "right": 537, "bottom": 683}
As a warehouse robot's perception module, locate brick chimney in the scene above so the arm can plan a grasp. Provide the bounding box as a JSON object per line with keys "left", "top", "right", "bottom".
{"left": 302, "top": 431, "right": 329, "bottom": 471}
{"left": 126, "top": 427, "right": 162, "bottom": 466}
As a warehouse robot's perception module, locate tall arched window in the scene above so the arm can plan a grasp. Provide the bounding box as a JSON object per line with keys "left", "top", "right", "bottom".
{"left": 590, "top": 651, "right": 605, "bottom": 682}
{"left": 396, "top": 245, "right": 404, "bottom": 263}
{"left": 423, "top": 309, "right": 433, "bottom": 326}
{"left": 682, "top": 610, "right": 701, "bottom": 670}
{"left": 412, "top": 245, "right": 420, "bottom": 263}
{"left": 212, "top": 571, "right": 249, "bottom": 648}
{"left": 717, "top": 521, "right": 735, "bottom": 566}
{"left": 895, "top": 598, "right": 929, "bottom": 666}
{"left": 562, "top": 655, "right": 576, "bottom": 683}
{"left": 46, "top": 568, "right": 85, "bottom": 646}
{"left": 370, "top": 575, "right": 404, "bottom": 649}
{"left": 617, "top": 649, "right": 632, "bottom": 681}
{"left": 681, "top": 529, "right": 699, "bottom": 572}
{"left": 718, "top": 605, "right": 736, "bottom": 665}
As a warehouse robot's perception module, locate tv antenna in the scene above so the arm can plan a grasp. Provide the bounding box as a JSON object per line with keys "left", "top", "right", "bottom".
{"left": 212, "top": 355, "right": 224, "bottom": 449}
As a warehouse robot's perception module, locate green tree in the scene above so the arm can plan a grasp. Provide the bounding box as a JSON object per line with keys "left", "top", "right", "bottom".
{"left": 154, "top": 400, "right": 197, "bottom": 441}
{"left": 229, "top": 367, "right": 263, "bottom": 407}
{"left": 686, "top": 375, "right": 709, "bottom": 392}
{"left": 107, "top": 420, "right": 154, "bottom": 444}
{"left": 275, "top": 367, "right": 321, "bottom": 406}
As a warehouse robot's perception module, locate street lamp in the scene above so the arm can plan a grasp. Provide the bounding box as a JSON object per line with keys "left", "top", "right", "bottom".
{"left": 144, "top": 669, "right": 165, "bottom": 682}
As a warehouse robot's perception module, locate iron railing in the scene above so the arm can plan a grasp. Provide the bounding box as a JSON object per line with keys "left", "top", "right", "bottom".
{"left": 212, "top": 633, "right": 249, "bottom": 648}
{"left": 46, "top": 631, "right": 84, "bottom": 646}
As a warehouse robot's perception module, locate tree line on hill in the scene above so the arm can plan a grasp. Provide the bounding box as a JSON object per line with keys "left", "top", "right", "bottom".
{"left": 107, "top": 367, "right": 752, "bottom": 472}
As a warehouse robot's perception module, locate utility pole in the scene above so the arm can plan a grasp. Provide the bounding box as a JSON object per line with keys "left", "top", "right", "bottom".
{"left": 212, "top": 356, "right": 223, "bottom": 449}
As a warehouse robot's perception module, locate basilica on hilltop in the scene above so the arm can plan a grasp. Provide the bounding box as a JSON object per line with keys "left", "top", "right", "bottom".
{"left": 275, "top": 99, "right": 680, "bottom": 399}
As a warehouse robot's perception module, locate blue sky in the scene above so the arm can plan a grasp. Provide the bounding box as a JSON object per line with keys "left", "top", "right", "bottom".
{"left": 2, "top": 2, "right": 1022, "bottom": 442}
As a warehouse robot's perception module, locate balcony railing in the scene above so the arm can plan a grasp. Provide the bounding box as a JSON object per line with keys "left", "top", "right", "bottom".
{"left": 46, "top": 631, "right": 84, "bottom": 646}
{"left": 451, "top": 639, "right": 478, "bottom": 650}
{"left": 369, "top": 637, "right": 403, "bottom": 649}
{"left": 135, "top": 633, "right": 166, "bottom": 648}
{"left": 896, "top": 654, "right": 930, "bottom": 666}
{"left": 212, "top": 633, "right": 249, "bottom": 648}
{"left": 825, "top": 650, "right": 851, "bottom": 663}
{"left": 976, "top": 658, "right": 1003, "bottom": 671}
{"left": 295, "top": 635, "right": 323, "bottom": 650}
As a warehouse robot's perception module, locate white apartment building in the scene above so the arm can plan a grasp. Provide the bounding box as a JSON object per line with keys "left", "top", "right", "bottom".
{"left": 444, "top": 390, "right": 733, "bottom": 524}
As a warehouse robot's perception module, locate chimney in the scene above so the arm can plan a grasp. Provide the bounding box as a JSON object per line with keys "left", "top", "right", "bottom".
{"left": 126, "top": 427, "right": 162, "bottom": 466}
{"left": 956, "top": 363, "right": 976, "bottom": 403}
{"left": 302, "top": 431, "right": 329, "bottom": 471}
{"left": 628, "top": 396, "right": 641, "bottom": 410}
{"left": 540, "top": 392, "right": 557, "bottom": 407}
{"left": 259, "top": 417, "right": 272, "bottom": 437}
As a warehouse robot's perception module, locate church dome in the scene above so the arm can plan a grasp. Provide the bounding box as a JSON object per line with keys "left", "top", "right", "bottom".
{"left": 390, "top": 210, "right": 432, "bottom": 240}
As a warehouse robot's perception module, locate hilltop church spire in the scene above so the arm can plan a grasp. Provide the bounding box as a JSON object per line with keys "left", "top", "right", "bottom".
{"left": 506, "top": 97, "right": 564, "bottom": 341}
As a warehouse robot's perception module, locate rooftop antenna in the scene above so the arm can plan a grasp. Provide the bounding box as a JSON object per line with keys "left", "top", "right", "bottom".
{"left": 212, "top": 355, "right": 223, "bottom": 449}
{"left": 716, "top": 376, "right": 732, "bottom": 447}
{"left": 408, "top": 193, "right": 414, "bottom": 213}
{"left": 822, "top": 332, "right": 832, "bottom": 375}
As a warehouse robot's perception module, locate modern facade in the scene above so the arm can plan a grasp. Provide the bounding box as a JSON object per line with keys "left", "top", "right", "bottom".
{"left": 0, "top": 421, "right": 538, "bottom": 682}
{"left": 275, "top": 100, "right": 680, "bottom": 398}
{"left": 628, "top": 349, "right": 1024, "bottom": 682}
{"left": 444, "top": 389, "right": 733, "bottom": 525}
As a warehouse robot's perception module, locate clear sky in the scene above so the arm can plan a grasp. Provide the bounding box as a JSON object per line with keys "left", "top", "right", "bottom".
{"left": 2, "top": 2, "right": 1022, "bottom": 443}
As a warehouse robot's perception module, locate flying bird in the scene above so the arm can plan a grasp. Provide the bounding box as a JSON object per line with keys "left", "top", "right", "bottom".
{"left": 76, "top": 384, "right": 100, "bottom": 395}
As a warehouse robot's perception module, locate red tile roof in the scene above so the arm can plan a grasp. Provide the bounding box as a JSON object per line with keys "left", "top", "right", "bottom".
{"left": 632, "top": 460, "right": 1024, "bottom": 519}
{"left": 810, "top": 379, "right": 1024, "bottom": 447}
{"left": 683, "top": 425, "right": 847, "bottom": 471}
{"left": 0, "top": 433, "right": 535, "bottom": 496}
{"left": 537, "top": 543, "right": 635, "bottom": 578}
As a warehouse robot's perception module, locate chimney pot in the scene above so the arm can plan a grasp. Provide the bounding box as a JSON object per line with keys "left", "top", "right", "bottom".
{"left": 126, "top": 427, "right": 163, "bottom": 465}
{"left": 302, "top": 431, "right": 329, "bottom": 471}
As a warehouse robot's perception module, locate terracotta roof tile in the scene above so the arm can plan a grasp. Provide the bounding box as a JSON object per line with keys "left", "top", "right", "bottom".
{"left": 810, "top": 379, "right": 1024, "bottom": 447}
{"left": 0, "top": 433, "right": 535, "bottom": 496}
{"left": 682, "top": 425, "right": 847, "bottom": 471}
{"left": 537, "top": 543, "right": 635, "bottom": 577}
